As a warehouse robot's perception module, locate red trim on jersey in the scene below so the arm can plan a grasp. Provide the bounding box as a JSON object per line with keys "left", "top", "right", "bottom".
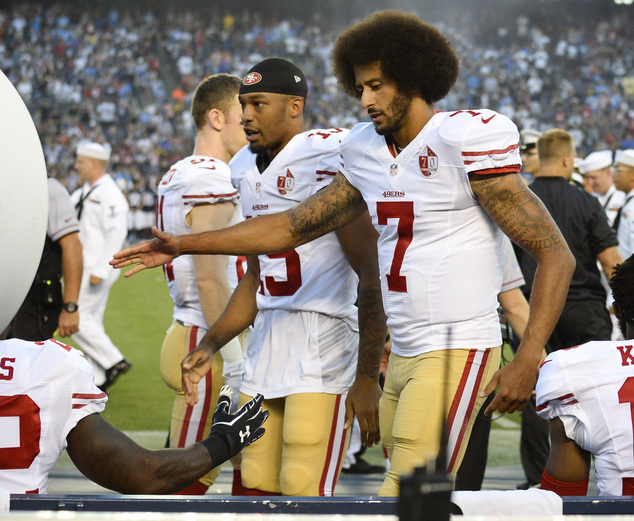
{"left": 179, "top": 327, "right": 200, "bottom": 447}
{"left": 446, "top": 349, "right": 490, "bottom": 473}
{"left": 536, "top": 393, "right": 576, "bottom": 412}
{"left": 72, "top": 392, "right": 107, "bottom": 400}
{"left": 462, "top": 142, "right": 520, "bottom": 157}
{"left": 541, "top": 470, "right": 588, "bottom": 496}
{"left": 501, "top": 275, "right": 525, "bottom": 291}
{"left": 316, "top": 170, "right": 337, "bottom": 181}
{"left": 465, "top": 165, "right": 521, "bottom": 176}
{"left": 319, "top": 394, "right": 343, "bottom": 496}
{"left": 182, "top": 191, "right": 239, "bottom": 201}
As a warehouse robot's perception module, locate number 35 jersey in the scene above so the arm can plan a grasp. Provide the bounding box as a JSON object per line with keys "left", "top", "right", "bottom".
{"left": 340, "top": 110, "right": 521, "bottom": 357}
{"left": 230, "top": 128, "right": 358, "bottom": 323}
{"left": 0, "top": 338, "right": 107, "bottom": 493}
{"left": 536, "top": 341, "right": 634, "bottom": 496}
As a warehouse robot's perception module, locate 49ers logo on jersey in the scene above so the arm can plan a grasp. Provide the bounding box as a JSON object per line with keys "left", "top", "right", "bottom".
{"left": 243, "top": 72, "right": 262, "bottom": 85}
{"left": 419, "top": 146, "right": 439, "bottom": 178}
{"left": 277, "top": 169, "right": 295, "bottom": 195}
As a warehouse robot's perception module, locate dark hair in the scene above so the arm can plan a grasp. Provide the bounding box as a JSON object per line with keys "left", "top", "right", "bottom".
{"left": 191, "top": 74, "right": 241, "bottom": 130}
{"left": 609, "top": 254, "right": 634, "bottom": 328}
{"left": 331, "top": 10, "right": 459, "bottom": 103}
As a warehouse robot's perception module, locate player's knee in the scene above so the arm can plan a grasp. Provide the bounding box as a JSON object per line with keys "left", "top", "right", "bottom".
{"left": 240, "top": 458, "right": 263, "bottom": 490}
{"left": 279, "top": 462, "right": 313, "bottom": 496}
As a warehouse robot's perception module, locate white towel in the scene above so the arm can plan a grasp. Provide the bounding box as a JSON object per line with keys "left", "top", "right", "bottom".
{"left": 451, "top": 489, "right": 563, "bottom": 517}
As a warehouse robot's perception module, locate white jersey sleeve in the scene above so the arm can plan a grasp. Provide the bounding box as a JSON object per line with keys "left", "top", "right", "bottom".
{"left": 47, "top": 178, "right": 79, "bottom": 242}
{"left": 440, "top": 108, "right": 521, "bottom": 176}
{"left": 501, "top": 236, "right": 524, "bottom": 292}
{"left": 0, "top": 338, "right": 107, "bottom": 494}
{"left": 536, "top": 341, "right": 634, "bottom": 496}
{"left": 156, "top": 156, "right": 239, "bottom": 328}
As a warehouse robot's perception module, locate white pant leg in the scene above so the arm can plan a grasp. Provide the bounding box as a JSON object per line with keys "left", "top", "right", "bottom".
{"left": 72, "top": 270, "right": 124, "bottom": 383}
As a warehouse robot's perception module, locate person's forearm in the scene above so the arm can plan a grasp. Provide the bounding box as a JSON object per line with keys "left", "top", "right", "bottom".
{"left": 355, "top": 276, "right": 387, "bottom": 380}
{"left": 517, "top": 252, "right": 575, "bottom": 362}
{"left": 60, "top": 233, "right": 83, "bottom": 302}
{"left": 180, "top": 177, "right": 366, "bottom": 256}
{"left": 201, "top": 267, "right": 260, "bottom": 355}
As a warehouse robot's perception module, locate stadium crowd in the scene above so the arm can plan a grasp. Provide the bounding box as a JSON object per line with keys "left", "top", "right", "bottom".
{"left": 0, "top": 1, "right": 633, "bottom": 226}
{"left": 2, "top": 0, "right": 634, "bottom": 501}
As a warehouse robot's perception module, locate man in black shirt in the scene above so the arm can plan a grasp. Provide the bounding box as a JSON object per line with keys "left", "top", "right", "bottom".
{"left": 514, "top": 128, "right": 622, "bottom": 488}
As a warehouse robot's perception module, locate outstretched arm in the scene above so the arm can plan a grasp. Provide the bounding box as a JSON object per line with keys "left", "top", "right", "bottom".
{"left": 181, "top": 257, "right": 260, "bottom": 406}
{"left": 336, "top": 210, "right": 387, "bottom": 447}
{"left": 111, "top": 173, "right": 366, "bottom": 276}
{"left": 470, "top": 172, "right": 575, "bottom": 415}
{"left": 66, "top": 389, "right": 268, "bottom": 494}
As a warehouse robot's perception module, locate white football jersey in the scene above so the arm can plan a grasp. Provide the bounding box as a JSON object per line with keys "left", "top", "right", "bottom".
{"left": 156, "top": 155, "right": 240, "bottom": 328}
{"left": 536, "top": 341, "right": 634, "bottom": 496}
{"left": 340, "top": 109, "right": 521, "bottom": 357}
{"left": 0, "top": 338, "right": 107, "bottom": 494}
{"left": 230, "top": 128, "right": 358, "bottom": 322}
{"left": 229, "top": 129, "right": 360, "bottom": 397}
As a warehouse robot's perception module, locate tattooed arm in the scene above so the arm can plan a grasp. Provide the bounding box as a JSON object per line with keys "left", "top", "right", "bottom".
{"left": 336, "top": 211, "right": 387, "bottom": 447}
{"left": 111, "top": 173, "right": 367, "bottom": 276}
{"left": 470, "top": 172, "right": 575, "bottom": 415}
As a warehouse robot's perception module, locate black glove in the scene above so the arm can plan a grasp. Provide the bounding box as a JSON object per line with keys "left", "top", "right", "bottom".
{"left": 199, "top": 386, "right": 268, "bottom": 467}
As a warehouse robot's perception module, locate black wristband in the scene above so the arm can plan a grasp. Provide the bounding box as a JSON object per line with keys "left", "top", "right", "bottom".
{"left": 198, "top": 431, "right": 233, "bottom": 468}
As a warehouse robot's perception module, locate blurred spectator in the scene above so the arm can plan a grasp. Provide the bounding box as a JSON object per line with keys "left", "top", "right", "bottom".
{"left": 579, "top": 149, "right": 625, "bottom": 226}
{"left": 613, "top": 149, "right": 634, "bottom": 260}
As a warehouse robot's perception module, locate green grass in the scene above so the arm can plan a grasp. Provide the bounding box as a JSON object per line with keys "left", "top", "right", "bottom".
{"left": 58, "top": 266, "right": 175, "bottom": 431}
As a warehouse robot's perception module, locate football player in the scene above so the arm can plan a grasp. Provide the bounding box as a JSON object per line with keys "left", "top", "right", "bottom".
{"left": 537, "top": 254, "right": 634, "bottom": 496}
{"left": 112, "top": 11, "right": 574, "bottom": 496}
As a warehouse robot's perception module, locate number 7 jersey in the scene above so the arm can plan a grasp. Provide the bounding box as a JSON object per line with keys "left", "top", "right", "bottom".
{"left": 340, "top": 109, "right": 521, "bottom": 357}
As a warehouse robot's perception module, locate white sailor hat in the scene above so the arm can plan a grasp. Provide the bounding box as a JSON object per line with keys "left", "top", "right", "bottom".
{"left": 615, "top": 149, "right": 634, "bottom": 168}
{"left": 76, "top": 141, "right": 111, "bottom": 161}
{"left": 578, "top": 150, "right": 612, "bottom": 174}
{"left": 520, "top": 129, "right": 542, "bottom": 151}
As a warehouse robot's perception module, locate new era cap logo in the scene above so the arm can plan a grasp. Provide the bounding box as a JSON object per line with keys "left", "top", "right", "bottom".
{"left": 243, "top": 72, "right": 262, "bottom": 85}
{"left": 294, "top": 75, "right": 301, "bottom": 83}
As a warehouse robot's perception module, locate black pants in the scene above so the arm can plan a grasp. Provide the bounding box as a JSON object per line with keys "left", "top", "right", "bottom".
{"left": 8, "top": 285, "right": 62, "bottom": 341}
{"left": 519, "top": 298, "right": 612, "bottom": 485}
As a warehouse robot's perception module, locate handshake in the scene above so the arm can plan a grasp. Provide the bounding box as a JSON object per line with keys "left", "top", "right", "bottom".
{"left": 199, "top": 386, "right": 269, "bottom": 467}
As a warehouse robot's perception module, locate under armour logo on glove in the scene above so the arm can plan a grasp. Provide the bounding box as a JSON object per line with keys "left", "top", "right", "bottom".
{"left": 199, "top": 386, "right": 269, "bottom": 467}
{"left": 239, "top": 426, "right": 251, "bottom": 444}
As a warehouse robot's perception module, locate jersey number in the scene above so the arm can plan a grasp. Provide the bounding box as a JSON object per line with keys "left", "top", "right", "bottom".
{"left": 259, "top": 250, "right": 302, "bottom": 296}
{"left": 0, "top": 395, "right": 41, "bottom": 470}
{"left": 377, "top": 201, "right": 414, "bottom": 293}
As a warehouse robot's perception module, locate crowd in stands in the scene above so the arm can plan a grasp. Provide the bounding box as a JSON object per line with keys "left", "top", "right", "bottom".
{"left": 1, "top": 2, "right": 633, "bottom": 220}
